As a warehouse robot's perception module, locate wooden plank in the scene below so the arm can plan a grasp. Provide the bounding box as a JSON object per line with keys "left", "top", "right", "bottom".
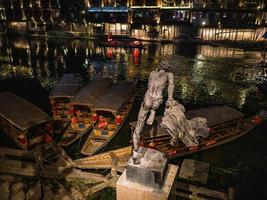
{"left": 64, "top": 169, "right": 108, "bottom": 183}
{"left": 0, "top": 157, "right": 108, "bottom": 183}
{"left": 0, "top": 146, "right": 33, "bottom": 158}
{"left": 175, "top": 182, "right": 228, "bottom": 200}
{"left": 74, "top": 146, "right": 132, "bottom": 170}
{"left": 174, "top": 191, "right": 208, "bottom": 200}
{"left": 0, "top": 158, "right": 36, "bottom": 176}
{"left": 84, "top": 176, "right": 119, "bottom": 196}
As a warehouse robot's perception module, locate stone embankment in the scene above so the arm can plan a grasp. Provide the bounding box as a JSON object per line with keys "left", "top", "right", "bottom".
{"left": 0, "top": 175, "right": 85, "bottom": 200}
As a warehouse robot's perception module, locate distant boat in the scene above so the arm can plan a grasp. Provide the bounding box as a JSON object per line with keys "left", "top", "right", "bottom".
{"left": 58, "top": 78, "right": 113, "bottom": 146}
{"left": 0, "top": 92, "right": 53, "bottom": 150}
{"left": 129, "top": 106, "right": 267, "bottom": 159}
{"left": 101, "top": 38, "right": 145, "bottom": 49}
{"left": 81, "top": 80, "right": 136, "bottom": 156}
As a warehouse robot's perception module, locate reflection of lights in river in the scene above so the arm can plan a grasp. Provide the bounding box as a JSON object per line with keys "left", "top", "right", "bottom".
{"left": 0, "top": 37, "right": 266, "bottom": 113}
{"left": 239, "top": 89, "right": 248, "bottom": 108}
{"left": 207, "top": 80, "right": 218, "bottom": 96}
{"left": 63, "top": 47, "right": 68, "bottom": 55}
{"left": 195, "top": 59, "right": 203, "bottom": 68}
{"left": 133, "top": 48, "right": 140, "bottom": 65}
{"left": 0, "top": 64, "right": 33, "bottom": 79}
{"left": 107, "top": 48, "right": 113, "bottom": 58}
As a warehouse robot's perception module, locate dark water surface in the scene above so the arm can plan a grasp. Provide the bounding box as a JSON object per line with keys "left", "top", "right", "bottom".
{"left": 0, "top": 36, "right": 267, "bottom": 199}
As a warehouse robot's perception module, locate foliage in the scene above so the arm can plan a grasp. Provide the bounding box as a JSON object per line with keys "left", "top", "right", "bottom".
{"left": 87, "top": 188, "right": 116, "bottom": 200}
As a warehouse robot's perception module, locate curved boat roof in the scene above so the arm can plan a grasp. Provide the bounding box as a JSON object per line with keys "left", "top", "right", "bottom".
{"left": 49, "top": 74, "right": 82, "bottom": 99}
{"left": 0, "top": 92, "right": 51, "bottom": 132}
{"left": 71, "top": 78, "right": 113, "bottom": 108}
{"left": 94, "top": 80, "right": 136, "bottom": 114}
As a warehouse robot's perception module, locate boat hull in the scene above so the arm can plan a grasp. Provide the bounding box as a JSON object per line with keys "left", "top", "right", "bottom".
{"left": 58, "top": 124, "right": 93, "bottom": 147}
{"left": 81, "top": 98, "right": 135, "bottom": 156}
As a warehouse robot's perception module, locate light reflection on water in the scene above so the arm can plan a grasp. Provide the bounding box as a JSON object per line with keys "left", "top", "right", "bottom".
{"left": 1, "top": 36, "right": 266, "bottom": 115}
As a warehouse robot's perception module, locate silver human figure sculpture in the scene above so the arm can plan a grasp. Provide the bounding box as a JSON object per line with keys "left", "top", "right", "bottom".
{"left": 133, "top": 61, "right": 174, "bottom": 164}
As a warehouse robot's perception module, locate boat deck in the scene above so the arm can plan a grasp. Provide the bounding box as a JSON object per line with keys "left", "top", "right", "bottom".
{"left": 129, "top": 106, "right": 244, "bottom": 139}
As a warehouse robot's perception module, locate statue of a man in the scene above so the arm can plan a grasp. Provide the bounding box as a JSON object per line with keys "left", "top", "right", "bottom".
{"left": 133, "top": 60, "right": 174, "bottom": 164}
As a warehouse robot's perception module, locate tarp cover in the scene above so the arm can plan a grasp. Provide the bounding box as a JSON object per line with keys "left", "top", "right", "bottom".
{"left": 129, "top": 106, "right": 244, "bottom": 139}
{"left": 49, "top": 74, "right": 82, "bottom": 98}
{"left": 94, "top": 80, "right": 135, "bottom": 114}
{"left": 0, "top": 92, "right": 51, "bottom": 132}
{"left": 71, "top": 78, "right": 113, "bottom": 107}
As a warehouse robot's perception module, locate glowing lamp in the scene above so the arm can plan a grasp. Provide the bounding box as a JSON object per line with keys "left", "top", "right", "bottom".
{"left": 115, "top": 115, "right": 122, "bottom": 125}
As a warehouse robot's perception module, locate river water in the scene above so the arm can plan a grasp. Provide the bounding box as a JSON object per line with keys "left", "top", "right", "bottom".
{"left": 0, "top": 36, "right": 267, "bottom": 198}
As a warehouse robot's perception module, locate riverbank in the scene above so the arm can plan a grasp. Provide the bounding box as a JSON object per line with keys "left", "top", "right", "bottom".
{"left": 3, "top": 31, "right": 267, "bottom": 51}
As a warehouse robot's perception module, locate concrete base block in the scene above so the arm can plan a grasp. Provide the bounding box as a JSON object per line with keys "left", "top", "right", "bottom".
{"left": 126, "top": 147, "right": 168, "bottom": 189}
{"left": 117, "top": 164, "right": 178, "bottom": 200}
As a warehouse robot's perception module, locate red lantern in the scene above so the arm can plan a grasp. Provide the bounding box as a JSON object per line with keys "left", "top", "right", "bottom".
{"left": 92, "top": 113, "right": 99, "bottom": 122}
{"left": 18, "top": 134, "right": 26, "bottom": 144}
{"left": 252, "top": 115, "right": 262, "bottom": 125}
{"left": 115, "top": 115, "right": 122, "bottom": 125}
{"left": 189, "top": 146, "right": 199, "bottom": 151}
{"left": 44, "top": 134, "right": 53, "bottom": 143}
{"left": 71, "top": 116, "right": 77, "bottom": 124}
{"left": 205, "top": 139, "right": 216, "bottom": 146}
{"left": 210, "top": 128, "right": 216, "bottom": 134}
{"left": 46, "top": 123, "right": 53, "bottom": 133}
{"left": 168, "top": 150, "right": 177, "bottom": 157}
{"left": 68, "top": 107, "right": 77, "bottom": 115}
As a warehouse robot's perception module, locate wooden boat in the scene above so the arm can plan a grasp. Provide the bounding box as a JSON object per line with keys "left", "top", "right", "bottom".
{"left": 49, "top": 74, "right": 82, "bottom": 123}
{"left": 129, "top": 106, "right": 267, "bottom": 159}
{"left": 58, "top": 78, "right": 113, "bottom": 146}
{"left": 81, "top": 80, "right": 136, "bottom": 156}
{"left": 74, "top": 146, "right": 132, "bottom": 171}
{"left": 101, "top": 38, "right": 145, "bottom": 49}
{"left": 0, "top": 92, "right": 54, "bottom": 150}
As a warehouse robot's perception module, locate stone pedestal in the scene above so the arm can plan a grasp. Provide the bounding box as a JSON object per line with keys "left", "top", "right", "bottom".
{"left": 117, "top": 147, "right": 178, "bottom": 200}
{"left": 117, "top": 164, "right": 178, "bottom": 200}
{"left": 126, "top": 147, "right": 168, "bottom": 189}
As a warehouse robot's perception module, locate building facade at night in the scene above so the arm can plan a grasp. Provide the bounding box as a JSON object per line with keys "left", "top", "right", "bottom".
{"left": 1, "top": 0, "right": 61, "bottom": 34}
{"left": 0, "top": 0, "right": 266, "bottom": 41}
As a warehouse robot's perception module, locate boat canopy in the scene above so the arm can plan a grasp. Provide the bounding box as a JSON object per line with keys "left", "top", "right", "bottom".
{"left": 71, "top": 78, "right": 113, "bottom": 108}
{"left": 186, "top": 106, "right": 244, "bottom": 126}
{"left": 129, "top": 106, "right": 244, "bottom": 139}
{"left": 0, "top": 92, "right": 51, "bottom": 132}
{"left": 94, "top": 80, "right": 135, "bottom": 114}
{"left": 49, "top": 74, "right": 82, "bottom": 99}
